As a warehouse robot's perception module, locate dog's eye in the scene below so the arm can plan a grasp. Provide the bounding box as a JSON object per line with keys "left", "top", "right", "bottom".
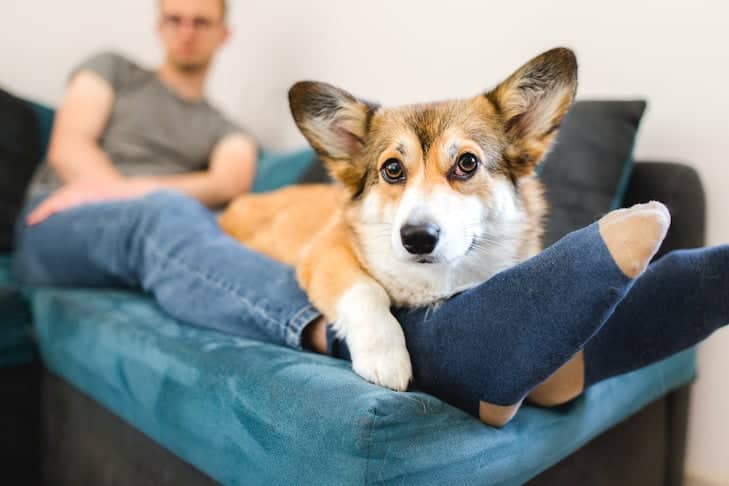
{"left": 452, "top": 153, "right": 479, "bottom": 179}
{"left": 381, "top": 159, "right": 406, "bottom": 183}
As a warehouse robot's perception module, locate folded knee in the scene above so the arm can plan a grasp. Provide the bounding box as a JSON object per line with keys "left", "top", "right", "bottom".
{"left": 140, "top": 190, "right": 200, "bottom": 214}
{"left": 132, "top": 190, "right": 209, "bottom": 228}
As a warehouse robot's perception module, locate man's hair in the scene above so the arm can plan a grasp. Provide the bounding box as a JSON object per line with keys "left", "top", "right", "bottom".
{"left": 159, "top": 0, "right": 228, "bottom": 21}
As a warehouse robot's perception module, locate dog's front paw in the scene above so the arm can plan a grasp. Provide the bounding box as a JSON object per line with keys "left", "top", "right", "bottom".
{"left": 333, "top": 282, "right": 413, "bottom": 391}
{"left": 351, "top": 342, "right": 413, "bottom": 392}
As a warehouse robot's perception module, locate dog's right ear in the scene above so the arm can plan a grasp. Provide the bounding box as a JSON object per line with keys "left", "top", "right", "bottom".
{"left": 485, "top": 47, "right": 578, "bottom": 178}
{"left": 289, "top": 81, "right": 378, "bottom": 190}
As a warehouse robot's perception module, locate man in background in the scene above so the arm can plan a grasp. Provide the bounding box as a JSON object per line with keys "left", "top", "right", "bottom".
{"left": 26, "top": 0, "right": 256, "bottom": 224}
{"left": 14, "top": 0, "right": 327, "bottom": 359}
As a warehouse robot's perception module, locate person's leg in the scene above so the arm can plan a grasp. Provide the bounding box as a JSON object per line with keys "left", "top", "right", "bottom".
{"left": 14, "top": 190, "right": 321, "bottom": 349}
{"left": 13, "top": 194, "right": 132, "bottom": 288}
{"left": 528, "top": 244, "right": 729, "bottom": 406}
{"left": 324, "top": 202, "right": 671, "bottom": 424}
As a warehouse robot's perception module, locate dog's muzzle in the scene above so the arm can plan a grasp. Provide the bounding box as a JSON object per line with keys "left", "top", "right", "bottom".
{"left": 400, "top": 223, "right": 440, "bottom": 255}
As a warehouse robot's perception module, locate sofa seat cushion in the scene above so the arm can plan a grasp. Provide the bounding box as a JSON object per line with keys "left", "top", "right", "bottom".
{"left": 31, "top": 287, "right": 696, "bottom": 486}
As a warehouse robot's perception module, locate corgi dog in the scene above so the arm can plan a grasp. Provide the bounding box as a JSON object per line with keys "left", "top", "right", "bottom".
{"left": 219, "top": 47, "right": 578, "bottom": 392}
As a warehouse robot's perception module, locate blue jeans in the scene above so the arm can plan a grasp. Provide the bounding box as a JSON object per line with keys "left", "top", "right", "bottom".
{"left": 13, "top": 191, "right": 321, "bottom": 350}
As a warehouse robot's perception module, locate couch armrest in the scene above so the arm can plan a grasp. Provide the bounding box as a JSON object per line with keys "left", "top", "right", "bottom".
{"left": 624, "top": 160, "right": 705, "bottom": 486}
{"left": 624, "top": 161, "right": 706, "bottom": 257}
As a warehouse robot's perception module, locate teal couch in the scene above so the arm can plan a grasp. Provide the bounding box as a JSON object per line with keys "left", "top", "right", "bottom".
{"left": 2, "top": 101, "right": 703, "bottom": 485}
{"left": 30, "top": 286, "right": 695, "bottom": 485}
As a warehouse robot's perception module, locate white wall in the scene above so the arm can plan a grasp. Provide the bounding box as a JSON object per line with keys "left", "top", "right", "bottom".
{"left": 2, "top": 0, "right": 728, "bottom": 481}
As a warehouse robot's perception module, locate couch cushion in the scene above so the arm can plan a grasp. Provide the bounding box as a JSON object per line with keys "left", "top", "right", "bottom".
{"left": 31, "top": 287, "right": 696, "bottom": 486}
{"left": 0, "top": 256, "right": 33, "bottom": 367}
{"left": 0, "top": 90, "right": 44, "bottom": 251}
{"left": 252, "top": 148, "right": 316, "bottom": 194}
{"left": 539, "top": 100, "right": 646, "bottom": 246}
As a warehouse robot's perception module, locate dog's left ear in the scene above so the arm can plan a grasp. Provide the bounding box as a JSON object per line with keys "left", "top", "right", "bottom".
{"left": 485, "top": 47, "right": 578, "bottom": 177}
{"left": 289, "top": 81, "right": 378, "bottom": 191}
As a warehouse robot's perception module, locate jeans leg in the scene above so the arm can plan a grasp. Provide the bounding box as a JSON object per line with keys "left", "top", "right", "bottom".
{"left": 14, "top": 190, "right": 321, "bottom": 349}
{"left": 13, "top": 194, "right": 131, "bottom": 287}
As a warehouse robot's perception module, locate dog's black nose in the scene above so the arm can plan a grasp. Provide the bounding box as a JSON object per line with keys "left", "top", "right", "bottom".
{"left": 400, "top": 223, "right": 440, "bottom": 255}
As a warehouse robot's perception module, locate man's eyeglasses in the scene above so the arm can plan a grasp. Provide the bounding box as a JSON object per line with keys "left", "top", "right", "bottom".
{"left": 161, "top": 15, "right": 220, "bottom": 31}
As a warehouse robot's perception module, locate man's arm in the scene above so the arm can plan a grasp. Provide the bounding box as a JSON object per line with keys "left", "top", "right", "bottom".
{"left": 29, "top": 72, "right": 256, "bottom": 224}
{"left": 141, "top": 133, "right": 257, "bottom": 207}
{"left": 47, "top": 70, "right": 121, "bottom": 183}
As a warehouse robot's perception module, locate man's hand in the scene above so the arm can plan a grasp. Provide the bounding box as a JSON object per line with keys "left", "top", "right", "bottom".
{"left": 26, "top": 178, "right": 159, "bottom": 226}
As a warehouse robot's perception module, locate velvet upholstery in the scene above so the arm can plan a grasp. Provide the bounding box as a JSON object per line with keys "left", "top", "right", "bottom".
{"left": 31, "top": 287, "right": 695, "bottom": 485}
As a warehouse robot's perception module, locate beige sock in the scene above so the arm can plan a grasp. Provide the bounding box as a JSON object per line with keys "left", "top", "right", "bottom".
{"left": 598, "top": 201, "right": 671, "bottom": 278}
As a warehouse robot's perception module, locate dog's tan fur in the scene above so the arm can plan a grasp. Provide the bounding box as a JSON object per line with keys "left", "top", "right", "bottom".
{"left": 219, "top": 48, "right": 578, "bottom": 392}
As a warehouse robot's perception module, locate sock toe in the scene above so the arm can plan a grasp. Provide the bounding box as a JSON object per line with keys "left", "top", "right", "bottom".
{"left": 599, "top": 201, "right": 671, "bottom": 278}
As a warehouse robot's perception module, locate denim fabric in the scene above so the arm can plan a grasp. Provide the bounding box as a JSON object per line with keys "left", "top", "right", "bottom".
{"left": 30, "top": 286, "right": 696, "bottom": 486}
{"left": 13, "top": 191, "right": 320, "bottom": 350}
{"left": 585, "top": 245, "right": 729, "bottom": 386}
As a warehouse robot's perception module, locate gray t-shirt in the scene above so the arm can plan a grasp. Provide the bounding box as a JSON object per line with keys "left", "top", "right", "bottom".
{"left": 29, "top": 51, "right": 240, "bottom": 196}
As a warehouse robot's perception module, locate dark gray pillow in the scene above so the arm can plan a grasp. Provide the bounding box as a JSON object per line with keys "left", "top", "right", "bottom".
{"left": 540, "top": 100, "right": 646, "bottom": 247}
{"left": 0, "top": 87, "right": 43, "bottom": 251}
